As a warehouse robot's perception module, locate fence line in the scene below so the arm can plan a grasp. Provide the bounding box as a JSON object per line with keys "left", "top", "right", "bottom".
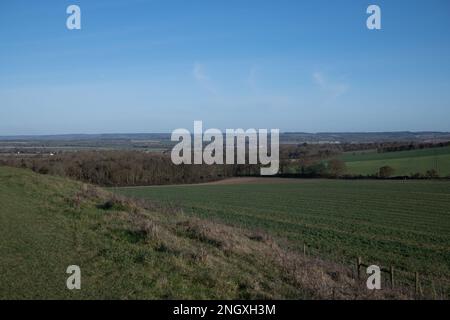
{"left": 301, "top": 242, "right": 432, "bottom": 297}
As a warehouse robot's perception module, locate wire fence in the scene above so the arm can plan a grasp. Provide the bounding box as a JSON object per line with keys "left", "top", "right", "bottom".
{"left": 301, "top": 243, "right": 449, "bottom": 299}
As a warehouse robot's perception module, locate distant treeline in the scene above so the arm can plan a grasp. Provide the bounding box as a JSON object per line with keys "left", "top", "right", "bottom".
{"left": 0, "top": 151, "right": 259, "bottom": 187}
{"left": 279, "top": 160, "right": 444, "bottom": 180}
{"left": 280, "top": 141, "right": 450, "bottom": 160}
{"left": 2, "top": 140, "right": 449, "bottom": 186}
{"left": 279, "top": 144, "right": 341, "bottom": 160}
{"left": 279, "top": 158, "right": 346, "bottom": 178}
{"left": 376, "top": 141, "right": 450, "bottom": 153}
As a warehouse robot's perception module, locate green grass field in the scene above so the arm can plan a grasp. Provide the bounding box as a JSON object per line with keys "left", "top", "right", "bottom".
{"left": 1, "top": 167, "right": 294, "bottom": 299}
{"left": 339, "top": 146, "right": 450, "bottom": 176}
{"left": 4, "top": 166, "right": 381, "bottom": 299}
{"left": 2, "top": 166, "right": 449, "bottom": 298}
{"left": 116, "top": 179, "right": 450, "bottom": 292}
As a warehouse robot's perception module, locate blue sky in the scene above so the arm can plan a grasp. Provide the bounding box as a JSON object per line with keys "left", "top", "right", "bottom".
{"left": 1, "top": 0, "right": 449, "bottom": 135}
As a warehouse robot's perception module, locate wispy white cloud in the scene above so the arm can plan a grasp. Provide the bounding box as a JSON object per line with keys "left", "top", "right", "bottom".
{"left": 247, "top": 66, "right": 259, "bottom": 92}
{"left": 193, "top": 62, "right": 217, "bottom": 95}
{"left": 312, "top": 72, "right": 326, "bottom": 87}
{"left": 313, "top": 71, "right": 349, "bottom": 99}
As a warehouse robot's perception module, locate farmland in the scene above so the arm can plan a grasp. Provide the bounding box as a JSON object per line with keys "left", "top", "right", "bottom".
{"left": 340, "top": 146, "right": 450, "bottom": 176}
{"left": 115, "top": 179, "right": 450, "bottom": 294}
{"left": 1, "top": 166, "right": 304, "bottom": 299}
{"left": 3, "top": 166, "right": 401, "bottom": 299}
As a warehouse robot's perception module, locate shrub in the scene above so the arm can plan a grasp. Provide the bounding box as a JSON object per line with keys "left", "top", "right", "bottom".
{"left": 425, "top": 169, "right": 439, "bottom": 178}
{"left": 326, "top": 159, "right": 346, "bottom": 177}
{"left": 378, "top": 166, "right": 395, "bottom": 178}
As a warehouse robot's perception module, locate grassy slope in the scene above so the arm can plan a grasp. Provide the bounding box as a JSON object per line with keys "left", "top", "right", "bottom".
{"left": 339, "top": 146, "right": 450, "bottom": 176}
{"left": 116, "top": 180, "right": 450, "bottom": 295}
{"left": 2, "top": 166, "right": 398, "bottom": 299}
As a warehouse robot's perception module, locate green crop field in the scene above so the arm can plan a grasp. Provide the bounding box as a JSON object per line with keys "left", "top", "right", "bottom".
{"left": 2, "top": 165, "right": 449, "bottom": 298}
{"left": 115, "top": 179, "right": 450, "bottom": 292}
{"left": 339, "top": 146, "right": 450, "bottom": 176}
{"left": 1, "top": 167, "right": 298, "bottom": 299}
{"left": 5, "top": 167, "right": 375, "bottom": 299}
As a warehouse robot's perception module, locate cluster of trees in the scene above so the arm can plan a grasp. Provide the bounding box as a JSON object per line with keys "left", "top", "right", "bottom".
{"left": 0, "top": 151, "right": 260, "bottom": 187}
{"left": 279, "top": 161, "right": 444, "bottom": 179}
{"left": 279, "top": 158, "right": 346, "bottom": 178}
{"left": 375, "top": 166, "right": 442, "bottom": 179}
{"left": 1, "top": 143, "right": 446, "bottom": 186}
{"left": 279, "top": 144, "right": 343, "bottom": 162}
{"left": 280, "top": 141, "right": 450, "bottom": 160}
{"left": 377, "top": 141, "right": 450, "bottom": 153}
{"left": 410, "top": 169, "right": 440, "bottom": 179}
{"left": 378, "top": 166, "right": 395, "bottom": 178}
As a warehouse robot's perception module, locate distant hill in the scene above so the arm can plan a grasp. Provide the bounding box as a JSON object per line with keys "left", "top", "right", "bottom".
{"left": 281, "top": 131, "right": 450, "bottom": 144}
{"left": 0, "top": 133, "right": 172, "bottom": 141}
{"left": 1, "top": 131, "right": 450, "bottom": 144}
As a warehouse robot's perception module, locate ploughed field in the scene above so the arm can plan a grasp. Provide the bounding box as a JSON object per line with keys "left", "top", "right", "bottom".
{"left": 115, "top": 179, "right": 450, "bottom": 292}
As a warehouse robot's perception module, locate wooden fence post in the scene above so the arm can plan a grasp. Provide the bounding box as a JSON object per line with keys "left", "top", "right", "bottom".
{"left": 356, "top": 257, "right": 361, "bottom": 280}
{"left": 415, "top": 272, "right": 420, "bottom": 297}
{"left": 390, "top": 266, "right": 395, "bottom": 289}
{"left": 431, "top": 280, "right": 437, "bottom": 300}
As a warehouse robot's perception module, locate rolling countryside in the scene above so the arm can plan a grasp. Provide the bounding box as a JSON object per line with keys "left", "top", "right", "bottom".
{"left": 3, "top": 166, "right": 396, "bottom": 299}
{"left": 115, "top": 179, "right": 450, "bottom": 295}
{"left": 2, "top": 0, "right": 450, "bottom": 304}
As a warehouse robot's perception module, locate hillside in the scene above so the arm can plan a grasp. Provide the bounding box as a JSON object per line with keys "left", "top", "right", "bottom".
{"left": 340, "top": 146, "right": 450, "bottom": 176}
{"left": 0, "top": 166, "right": 406, "bottom": 299}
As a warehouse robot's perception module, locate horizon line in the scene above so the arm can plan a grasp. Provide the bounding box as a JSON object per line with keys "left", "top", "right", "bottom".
{"left": 1, "top": 130, "right": 450, "bottom": 139}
